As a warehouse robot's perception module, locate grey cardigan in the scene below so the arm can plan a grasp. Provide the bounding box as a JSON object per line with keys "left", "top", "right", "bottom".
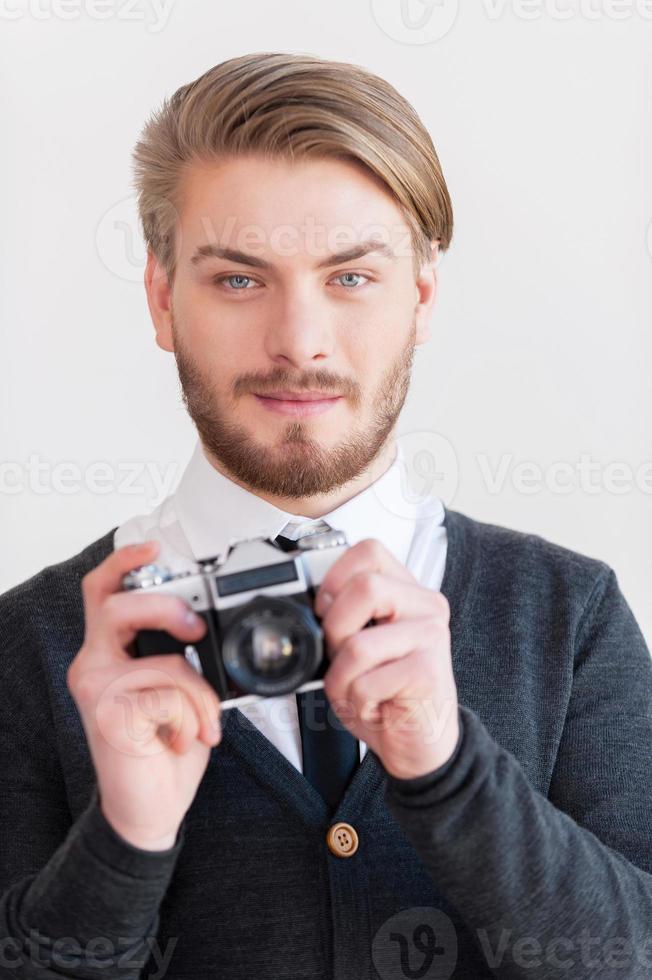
{"left": 0, "top": 507, "right": 651, "bottom": 979}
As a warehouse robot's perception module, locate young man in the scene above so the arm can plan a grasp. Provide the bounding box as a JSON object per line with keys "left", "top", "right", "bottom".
{"left": 1, "top": 52, "right": 650, "bottom": 980}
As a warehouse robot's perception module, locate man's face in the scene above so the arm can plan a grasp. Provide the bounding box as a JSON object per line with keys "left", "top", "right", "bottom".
{"left": 146, "top": 154, "right": 438, "bottom": 503}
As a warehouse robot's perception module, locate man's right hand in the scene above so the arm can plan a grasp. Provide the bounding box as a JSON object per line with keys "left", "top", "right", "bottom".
{"left": 67, "top": 540, "right": 221, "bottom": 851}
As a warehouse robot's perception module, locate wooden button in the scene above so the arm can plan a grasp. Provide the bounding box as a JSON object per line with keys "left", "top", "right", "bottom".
{"left": 326, "top": 822, "right": 359, "bottom": 857}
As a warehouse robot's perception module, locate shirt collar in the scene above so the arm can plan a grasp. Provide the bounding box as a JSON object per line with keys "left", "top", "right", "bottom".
{"left": 174, "top": 438, "right": 443, "bottom": 564}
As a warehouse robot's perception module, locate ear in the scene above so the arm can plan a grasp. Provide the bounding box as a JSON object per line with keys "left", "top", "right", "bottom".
{"left": 414, "top": 240, "right": 440, "bottom": 346}
{"left": 144, "top": 250, "right": 174, "bottom": 352}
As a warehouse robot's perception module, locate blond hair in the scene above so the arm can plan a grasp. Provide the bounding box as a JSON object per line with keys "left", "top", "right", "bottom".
{"left": 131, "top": 52, "right": 453, "bottom": 284}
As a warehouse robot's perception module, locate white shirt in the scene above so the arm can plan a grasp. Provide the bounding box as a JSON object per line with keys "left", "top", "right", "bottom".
{"left": 114, "top": 438, "right": 448, "bottom": 773}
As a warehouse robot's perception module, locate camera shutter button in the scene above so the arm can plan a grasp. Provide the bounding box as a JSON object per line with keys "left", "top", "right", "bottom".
{"left": 326, "top": 822, "right": 359, "bottom": 858}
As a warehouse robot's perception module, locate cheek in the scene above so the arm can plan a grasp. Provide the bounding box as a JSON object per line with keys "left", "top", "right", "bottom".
{"left": 340, "top": 319, "right": 384, "bottom": 363}
{"left": 348, "top": 328, "right": 403, "bottom": 372}
{"left": 174, "top": 289, "right": 238, "bottom": 355}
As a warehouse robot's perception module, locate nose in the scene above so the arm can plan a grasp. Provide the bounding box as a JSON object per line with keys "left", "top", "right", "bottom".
{"left": 262, "top": 285, "right": 335, "bottom": 370}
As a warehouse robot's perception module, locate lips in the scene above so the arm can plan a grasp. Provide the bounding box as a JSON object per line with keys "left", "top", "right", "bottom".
{"left": 253, "top": 393, "right": 342, "bottom": 417}
{"left": 256, "top": 391, "right": 340, "bottom": 401}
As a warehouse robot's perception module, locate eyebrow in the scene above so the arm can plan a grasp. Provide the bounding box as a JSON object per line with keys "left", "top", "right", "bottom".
{"left": 190, "top": 238, "right": 396, "bottom": 270}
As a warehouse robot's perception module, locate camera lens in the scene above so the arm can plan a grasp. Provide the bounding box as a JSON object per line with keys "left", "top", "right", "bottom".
{"left": 221, "top": 596, "right": 322, "bottom": 696}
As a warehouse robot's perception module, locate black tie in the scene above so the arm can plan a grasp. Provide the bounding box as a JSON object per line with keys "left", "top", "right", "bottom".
{"left": 295, "top": 686, "right": 360, "bottom": 816}
{"left": 274, "top": 525, "right": 360, "bottom": 815}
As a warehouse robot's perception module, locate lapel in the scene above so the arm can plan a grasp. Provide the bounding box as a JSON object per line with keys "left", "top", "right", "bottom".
{"left": 220, "top": 705, "right": 388, "bottom": 828}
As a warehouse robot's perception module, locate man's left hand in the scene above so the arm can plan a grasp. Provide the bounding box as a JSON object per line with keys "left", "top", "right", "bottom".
{"left": 315, "top": 538, "right": 460, "bottom": 781}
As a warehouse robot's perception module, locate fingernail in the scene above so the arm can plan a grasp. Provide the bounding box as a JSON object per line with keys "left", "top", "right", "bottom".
{"left": 184, "top": 609, "right": 202, "bottom": 627}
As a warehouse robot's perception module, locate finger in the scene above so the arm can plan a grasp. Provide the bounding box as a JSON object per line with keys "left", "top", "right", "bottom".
{"left": 348, "top": 647, "right": 434, "bottom": 718}
{"left": 74, "top": 655, "right": 221, "bottom": 749}
{"left": 96, "top": 684, "right": 206, "bottom": 757}
{"left": 345, "top": 648, "right": 458, "bottom": 746}
{"left": 324, "top": 617, "right": 444, "bottom": 705}
{"left": 146, "top": 686, "right": 201, "bottom": 755}
{"left": 316, "top": 538, "right": 414, "bottom": 614}
{"left": 82, "top": 541, "right": 161, "bottom": 624}
{"left": 347, "top": 649, "right": 457, "bottom": 745}
{"left": 321, "top": 572, "right": 445, "bottom": 652}
{"left": 115, "top": 656, "right": 221, "bottom": 746}
{"left": 86, "top": 591, "right": 207, "bottom": 665}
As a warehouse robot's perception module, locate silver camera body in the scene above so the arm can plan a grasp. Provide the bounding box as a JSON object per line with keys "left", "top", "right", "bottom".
{"left": 121, "top": 526, "right": 348, "bottom": 708}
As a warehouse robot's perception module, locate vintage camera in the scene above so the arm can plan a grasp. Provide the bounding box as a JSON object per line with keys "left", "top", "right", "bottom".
{"left": 121, "top": 526, "right": 348, "bottom": 708}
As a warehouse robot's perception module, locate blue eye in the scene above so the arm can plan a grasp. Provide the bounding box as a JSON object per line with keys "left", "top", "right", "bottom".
{"left": 214, "top": 274, "right": 255, "bottom": 291}
{"left": 334, "top": 272, "right": 368, "bottom": 289}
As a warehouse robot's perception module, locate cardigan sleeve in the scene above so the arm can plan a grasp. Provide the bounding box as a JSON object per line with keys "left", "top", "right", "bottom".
{"left": 383, "top": 566, "right": 652, "bottom": 980}
{"left": 0, "top": 588, "right": 185, "bottom": 979}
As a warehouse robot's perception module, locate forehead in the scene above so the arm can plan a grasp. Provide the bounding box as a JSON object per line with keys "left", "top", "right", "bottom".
{"left": 176, "top": 154, "right": 413, "bottom": 264}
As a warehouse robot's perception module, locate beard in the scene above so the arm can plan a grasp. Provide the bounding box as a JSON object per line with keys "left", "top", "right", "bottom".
{"left": 173, "top": 318, "right": 416, "bottom": 500}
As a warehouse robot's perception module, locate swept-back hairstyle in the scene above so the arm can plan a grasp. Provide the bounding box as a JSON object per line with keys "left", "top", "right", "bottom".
{"left": 131, "top": 51, "right": 453, "bottom": 284}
